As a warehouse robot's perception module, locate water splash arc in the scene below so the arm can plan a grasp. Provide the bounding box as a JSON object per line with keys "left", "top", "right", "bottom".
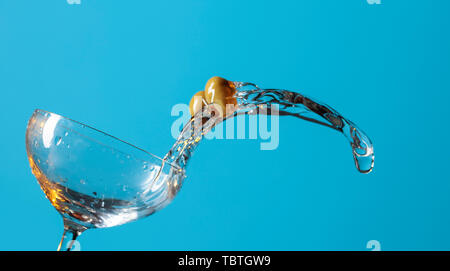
{"left": 164, "top": 81, "right": 374, "bottom": 174}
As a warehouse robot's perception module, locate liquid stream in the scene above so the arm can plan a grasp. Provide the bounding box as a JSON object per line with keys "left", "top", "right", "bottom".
{"left": 165, "top": 81, "right": 374, "bottom": 174}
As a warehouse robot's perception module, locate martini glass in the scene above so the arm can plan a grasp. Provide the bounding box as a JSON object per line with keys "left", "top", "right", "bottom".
{"left": 26, "top": 79, "right": 374, "bottom": 251}
{"left": 26, "top": 109, "right": 184, "bottom": 251}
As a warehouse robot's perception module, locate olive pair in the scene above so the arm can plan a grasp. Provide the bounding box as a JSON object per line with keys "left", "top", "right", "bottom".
{"left": 189, "top": 76, "right": 237, "bottom": 117}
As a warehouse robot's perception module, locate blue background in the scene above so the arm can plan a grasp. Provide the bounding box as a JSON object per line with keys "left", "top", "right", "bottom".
{"left": 1, "top": 0, "right": 449, "bottom": 251}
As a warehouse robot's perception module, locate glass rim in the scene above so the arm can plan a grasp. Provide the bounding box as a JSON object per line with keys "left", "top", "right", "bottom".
{"left": 31, "top": 109, "right": 181, "bottom": 170}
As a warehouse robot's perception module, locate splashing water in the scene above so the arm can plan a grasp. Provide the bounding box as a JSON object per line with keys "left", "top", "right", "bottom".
{"left": 164, "top": 81, "right": 374, "bottom": 174}
{"left": 25, "top": 78, "right": 374, "bottom": 251}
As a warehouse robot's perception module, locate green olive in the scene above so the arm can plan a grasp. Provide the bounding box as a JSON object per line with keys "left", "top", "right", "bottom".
{"left": 204, "top": 76, "right": 237, "bottom": 116}
{"left": 189, "top": 90, "right": 206, "bottom": 117}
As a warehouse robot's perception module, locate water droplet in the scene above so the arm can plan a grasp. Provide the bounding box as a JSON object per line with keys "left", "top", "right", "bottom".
{"left": 143, "top": 164, "right": 149, "bottom": 171}
{"left": 122, "top": 185, "right": 128, "bottom": 191}
{"left": 80, "top": 179, "right": 86, "bottom": 184}
{"left": 136, "top": 192, "right": 143, "bottom": 200}
{"left": 55, "top": 136, "right": 62, "bottom": 146}
{"left": 64, "top": 132, "right": 69, "bottom": 136}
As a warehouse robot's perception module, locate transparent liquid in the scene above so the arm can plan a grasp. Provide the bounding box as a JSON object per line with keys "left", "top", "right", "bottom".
{"left": 166, "top": 81, "right": 374, "bottom": 173}
{"left": 28, "top": 155, "right": 180, "bottom": 229}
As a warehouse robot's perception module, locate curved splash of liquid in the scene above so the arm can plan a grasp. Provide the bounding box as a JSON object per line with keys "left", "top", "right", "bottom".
{"left": 164, "top": 81, "right": 374, "bottom": 175}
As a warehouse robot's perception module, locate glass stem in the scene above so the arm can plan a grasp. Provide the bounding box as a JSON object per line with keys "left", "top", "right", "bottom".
{"left": 57, "top": 218, "right": 85, "bottom": 251}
